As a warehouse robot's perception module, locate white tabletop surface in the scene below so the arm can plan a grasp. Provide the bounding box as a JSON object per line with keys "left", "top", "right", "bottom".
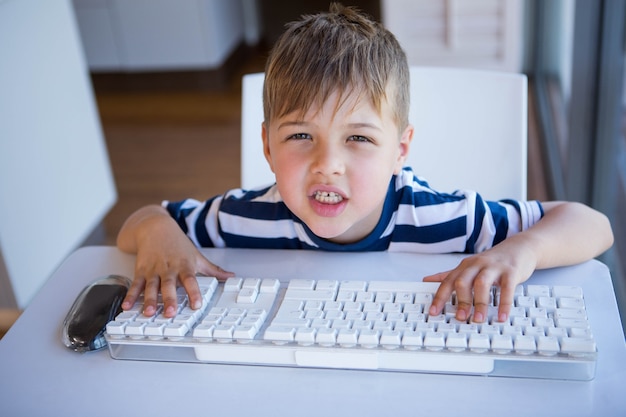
{"left": 1, "top": 246, "right": 624, "bottom": 417}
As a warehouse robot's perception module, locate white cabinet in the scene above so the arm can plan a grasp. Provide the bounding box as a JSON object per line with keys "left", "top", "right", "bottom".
{"left": 382, "top": 0, "right": 524, "bottom": 72}
{"left": 72, "top": 0, "right": 248, "bottom": 71}
{"left": 0, "top": 0, "right": 117, "bottom": 308}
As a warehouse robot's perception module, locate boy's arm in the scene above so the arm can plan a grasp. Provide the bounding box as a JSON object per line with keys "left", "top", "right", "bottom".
{"left": 117, "top": 205, "right": 234, "bottom": 317}
{"left": 425, "top": 201, "right": 614, "bottom": 323}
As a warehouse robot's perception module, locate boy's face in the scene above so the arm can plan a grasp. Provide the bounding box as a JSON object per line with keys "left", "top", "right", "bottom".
{"left": 262, "top": 90, "right": 413, "bottom": 244}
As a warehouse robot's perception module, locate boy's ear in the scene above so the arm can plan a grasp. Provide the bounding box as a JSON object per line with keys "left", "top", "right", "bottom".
{"left": 394, "top": 124, "right": 414, "bottom": 174}
{"left": 261, "top": 122, "right": 276, "bottom": 173}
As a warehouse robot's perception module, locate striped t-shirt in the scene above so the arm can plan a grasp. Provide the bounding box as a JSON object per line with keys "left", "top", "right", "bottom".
{"left": 164, "top": 167, "right": 543, "bottom": 254}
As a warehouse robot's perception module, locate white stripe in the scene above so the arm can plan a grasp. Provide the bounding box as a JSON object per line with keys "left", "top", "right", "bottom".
{"left": 389, "top": 237, "right": 467, "bottom": 253}
{"left": 505, "top": 204, "right": 522, "bottom": 237}
{"left": 395, "top": 200, "right": 467, "bottom": 227}
{"left": 206, "top": 197, "right": 225, "bottom": 247}
{"left": 219, "top": 213, "right": 300, "bottom": 239}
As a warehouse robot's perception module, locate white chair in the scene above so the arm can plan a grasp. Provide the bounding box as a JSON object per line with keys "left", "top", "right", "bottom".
{"left": 241, "top": 67, "right": 527, "bottom": 201}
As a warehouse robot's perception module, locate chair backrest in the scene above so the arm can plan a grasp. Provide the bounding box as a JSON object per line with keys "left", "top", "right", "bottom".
{"left": 241, "top": 67, "right": 527, "bottom": 201}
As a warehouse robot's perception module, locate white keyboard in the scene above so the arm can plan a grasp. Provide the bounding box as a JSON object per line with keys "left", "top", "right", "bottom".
{"left": 105, "top": 277, "right": 597, "bottom": 380}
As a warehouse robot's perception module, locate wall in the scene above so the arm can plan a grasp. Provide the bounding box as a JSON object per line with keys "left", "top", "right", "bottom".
{"left": 72, "top": 0, "right": 249, "bottom": 72}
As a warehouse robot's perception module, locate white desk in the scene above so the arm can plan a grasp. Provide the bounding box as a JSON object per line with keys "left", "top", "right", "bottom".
{"left": 1, "top": 247, "right": 624, "bottom": 416}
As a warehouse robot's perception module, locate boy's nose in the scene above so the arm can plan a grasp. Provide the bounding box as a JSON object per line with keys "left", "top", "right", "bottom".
{"left": 311, "top": 143, "right": 345, "bottom": 177}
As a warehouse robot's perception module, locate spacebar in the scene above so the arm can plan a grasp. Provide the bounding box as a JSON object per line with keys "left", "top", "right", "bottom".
{"left": 295, "top": 350, "right": 494, "bottom": 374}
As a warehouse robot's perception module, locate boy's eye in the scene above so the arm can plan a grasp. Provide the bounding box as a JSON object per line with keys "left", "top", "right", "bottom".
{"left": 347, "top": 135, "right": 371, "bottom": 143}
{"left": 288, "top": 133, "right": 312, "bottom": 140}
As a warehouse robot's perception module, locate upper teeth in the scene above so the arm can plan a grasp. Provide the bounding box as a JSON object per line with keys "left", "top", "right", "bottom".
{"left": 315, "top": 191, "right": 343, "bottom": 204}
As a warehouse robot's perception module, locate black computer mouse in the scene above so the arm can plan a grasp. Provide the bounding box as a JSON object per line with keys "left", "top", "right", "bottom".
{"left": 62, "top": 275, "right": 131, "bottom": 352}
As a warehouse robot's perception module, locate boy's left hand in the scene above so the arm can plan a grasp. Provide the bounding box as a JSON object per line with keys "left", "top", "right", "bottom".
{"left": 423, "top": 245, "right": 536, "bottom": 323}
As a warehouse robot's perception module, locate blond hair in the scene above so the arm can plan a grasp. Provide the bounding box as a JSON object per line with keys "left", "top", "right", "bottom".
{"left": 263, "top": 3, "right": 410, "bottom": 130}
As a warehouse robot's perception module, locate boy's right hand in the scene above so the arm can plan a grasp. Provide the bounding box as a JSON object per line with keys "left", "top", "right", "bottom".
{"left": 117, "top": 205, "right": 234, "bottom": 318}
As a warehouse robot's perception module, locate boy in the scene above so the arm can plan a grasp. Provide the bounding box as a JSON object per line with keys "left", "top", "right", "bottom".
{"left": 117, "top": 4, "right": 613, "bottom": 325}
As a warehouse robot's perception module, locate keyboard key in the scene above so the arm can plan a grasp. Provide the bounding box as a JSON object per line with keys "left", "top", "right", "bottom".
{"left": 260, "top": 278, "right": 280, "bottom": 293}
{"left": 125, "top": 321, "right": 147, "bottom": 336}
{"left": 213, "top": 324, "right": 235, "bottom": 339}
{"left": 514, "top": 335, "right": 536, "bottom": 354}
{"left": 552, "top": 286, "right": 583, "bottom": 298}
{"left": 264, "top": 326, "right": 295, "bottom": 343}
{"left": 423, "top": 331, "right": 445, "bottom": 350}
{"left": 379, "top": 330, "right": 402, "bottom": 348}
{"left": 359, "top": 329, "right": 380, "bottom": 347}
{"left": 337, "top": 329, "right": 359, "bottom": 346}
{"left": 491, "top": 335, "right": 513, "bottom": 353}
{"left": 163, "top": 323, "right": 189, "bottom": 338}
{"left": 233, "top": 325, "right": 258, "bottom": 340}
{"left": 237, "top": 287, "right": 259, "bottom": 303}
{"left": 295, "top": 327, "right": 317, "bottom": 345}
{"left": 560, "top": 337, "right": 596, "bottom": 355}
{"left": 401, "top": 331, "right": 423, "bottom": 349}
{"left": 537, "top": 335, "right": 560, "bottom": 355}
{"left": 144, "top": 322, "right": 166, "bottom": 337}
{"left": 446, "top": 333, "right": 468, "bottom": 351}
{"left": 192, "top": 323, "right": 214, "bottom": 338}
{"left": 284, "top": 289, "right": 336, "bottom": 301}
{"left": 468, "top": 333, "right": 490, "bottom": 353}
{"left": 315, "top": 328, "right": 337, "bottom": 345}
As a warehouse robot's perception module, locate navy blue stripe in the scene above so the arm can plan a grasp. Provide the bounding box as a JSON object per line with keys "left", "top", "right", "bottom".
{"left": 194, "top": 200, "right": 215, "bottom": 247}
{"left": 392, "top": 217, "right": 466, "bottom": 244}
{"left": 221, "top": 233, "right": 311, "bottom": 249}
{"left": 220, "top": 199, "right": 293, "bottom": 221}
{"left": 465, "top": 194, "right": 486, "bottom": 253}
{"left": 165, "top": 201, "right": 193, "bottom": 235}
{"left": 487, "top": 201, "right": 509, "bottom": 245}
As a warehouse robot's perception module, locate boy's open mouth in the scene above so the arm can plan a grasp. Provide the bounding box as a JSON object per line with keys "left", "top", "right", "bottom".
{"left": 314, "top": 190, "right": 344, "bottom": 204}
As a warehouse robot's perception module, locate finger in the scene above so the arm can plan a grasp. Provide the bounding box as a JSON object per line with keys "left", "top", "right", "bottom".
{"left": 197, "top": 257, "right": 235, "bottom": 282}
{"left": 428, "top": 272, "right": 456, "bottom": 316}
{"left": 159, "top": 271, "right": 179, "bottom": 318}
{"left": 178, "top": 266, "right": 202, "bottom": 310}
{"left": 453, "top": 274, "right": 474, "bottom": 322}
{"left": 423, "top": 271, "right": 449, "bottom": 283}
{"left": 496, "top": 279, "right": 515, "bottom": 323}
{"left": 122, "top": 276, "right": 145, "bottom": 310}
{"left": 470, "top": 272, "right": 495, "bottom": 323}
{"left": 142, "top": 274, "right": 161, "bottom": 317}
